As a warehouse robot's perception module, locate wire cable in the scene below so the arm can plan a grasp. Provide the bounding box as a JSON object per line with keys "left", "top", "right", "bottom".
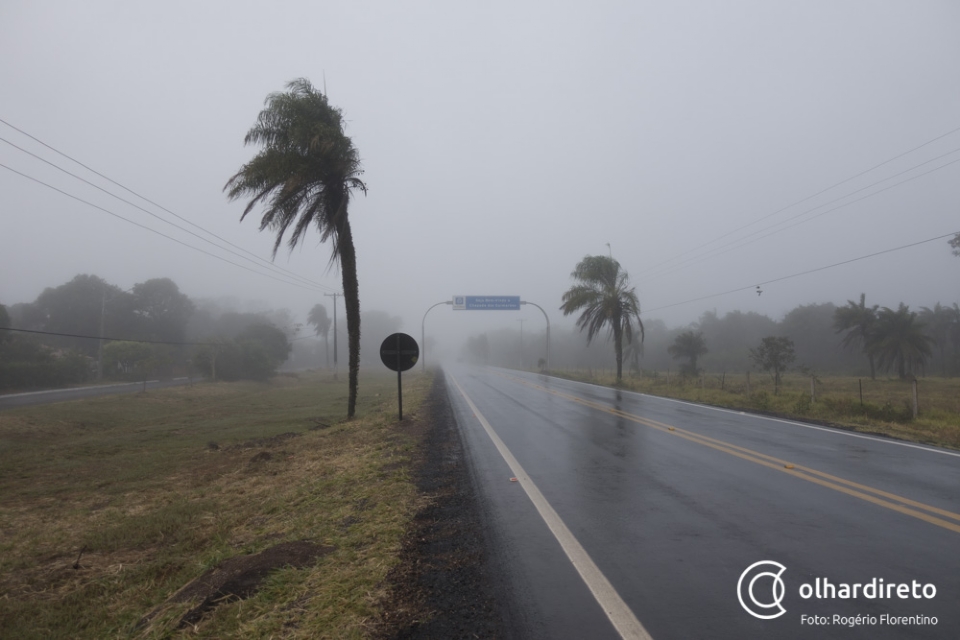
{"left": 0, "top": 117, "right": 333, "bottom": 290}
{"left": 641, "top": 231, "right": 959, "bottom": 315}
{"left": 0, "top": 327, "right": 223, "bottom": 346}
{"left": 636, "top": 123, "right": 960, "bottom": 277}
{"left": 0, "top": 161, "right": 329, "bottom": 292}
{"left": 637, "top": 154, "right": 960, "bottom": 282}
{"left": 0, "top": 133, "right": 333, "bottom": 292}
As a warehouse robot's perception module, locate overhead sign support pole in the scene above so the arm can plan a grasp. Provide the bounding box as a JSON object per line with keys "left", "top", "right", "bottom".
{"left": 520, "top": 300, "right": 551, "bottom": 369}
{"left": 421, "top": 301, "right": 453, "bottom": 371}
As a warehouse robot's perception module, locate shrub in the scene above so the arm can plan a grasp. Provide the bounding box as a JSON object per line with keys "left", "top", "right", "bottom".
{"left": 750, "top": 391, "right": 771, "bottom": 411}
{"left": 794, "top": 392, "right": 811, "bottom": 415}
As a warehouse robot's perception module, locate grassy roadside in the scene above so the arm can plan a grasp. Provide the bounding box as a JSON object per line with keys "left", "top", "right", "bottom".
{"left": 0, "top": 370, "right": 432, "bottom": 639}
{"left": 542, "top": 369, "right": 960, "bottom": 450}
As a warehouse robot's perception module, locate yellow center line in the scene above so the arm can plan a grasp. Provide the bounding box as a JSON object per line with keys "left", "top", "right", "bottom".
{"left": 495, "top": 371, "right": 960, "bottom": 535}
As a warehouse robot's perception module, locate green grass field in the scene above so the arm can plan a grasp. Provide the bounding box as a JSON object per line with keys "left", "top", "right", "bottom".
{"left": 0, "top": 370, "right": 432, "bottom": 639}
{"left": 547, "top": 369, "right": 960, "bottom": 450}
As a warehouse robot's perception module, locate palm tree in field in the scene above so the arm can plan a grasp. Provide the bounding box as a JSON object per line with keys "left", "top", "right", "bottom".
{"left": 833, "top": 293, "right": 878, "bottom": 379}
{"left": 560, "top": 255, "right": 644, "bottom": 382}
{"left": 869, "top": 304, "right": 933, "bottom": 379}
{"left": 225, "top": 78, "right": 367, "bottom": 417}
{"left": 307, "top": 303, "right": 332, "bottom": 368}
{"left": 668, "top": 331, "right": 708, "bottom": 378}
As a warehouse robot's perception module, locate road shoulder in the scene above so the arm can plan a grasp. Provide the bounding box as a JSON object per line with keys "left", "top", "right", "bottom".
{"left": 376, "top": 370, "right": 506, "bottom": 639}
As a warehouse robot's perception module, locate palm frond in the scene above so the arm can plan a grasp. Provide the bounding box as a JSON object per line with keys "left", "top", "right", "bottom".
{"left": 224, "top": 79, "right": 366, "bottom": 263}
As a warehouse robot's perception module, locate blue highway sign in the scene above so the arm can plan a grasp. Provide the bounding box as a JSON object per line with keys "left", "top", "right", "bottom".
{"left": 452, "top": 296, "right": 521, "bottom": 310}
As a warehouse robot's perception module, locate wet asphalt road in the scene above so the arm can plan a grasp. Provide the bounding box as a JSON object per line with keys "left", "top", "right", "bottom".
{"left": 445, "top": 366, "right": 960, "bottom": 640}
{"left": 0, "top": 377, "right": 200, "bottom": 410}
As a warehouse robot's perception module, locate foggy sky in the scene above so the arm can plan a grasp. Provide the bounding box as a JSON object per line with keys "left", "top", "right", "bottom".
{"left": 2, "top": 1, "right": 959, "bottom": 358}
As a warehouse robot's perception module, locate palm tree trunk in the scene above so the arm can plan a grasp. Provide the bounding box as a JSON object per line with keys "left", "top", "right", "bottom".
{"left": 338, "top": 219, "right": 361, "bottom": 418}
{"left": 868, "top": 353, "right": 876, "bottom": 380}
{"left": 614, "top": 321, "right": 623, "bottom": 381}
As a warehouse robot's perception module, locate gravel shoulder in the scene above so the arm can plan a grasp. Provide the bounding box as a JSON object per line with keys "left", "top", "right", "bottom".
{"left": 376, "top": 370, "right": 509, "bottom": 639}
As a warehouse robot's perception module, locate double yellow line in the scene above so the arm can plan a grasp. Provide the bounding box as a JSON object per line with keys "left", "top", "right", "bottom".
{"left": 497, "top": 372, "right": 960, "bottom": 536}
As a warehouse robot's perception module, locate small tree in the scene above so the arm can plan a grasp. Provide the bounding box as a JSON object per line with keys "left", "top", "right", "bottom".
{"left": 749, "top": 336, "right": 796, "bottom": 395}
{"left": 668, "top": 331, "right": 708, "bottom": 378}
{"left": 101, "top": 341, "right": 161, "bottom": 379}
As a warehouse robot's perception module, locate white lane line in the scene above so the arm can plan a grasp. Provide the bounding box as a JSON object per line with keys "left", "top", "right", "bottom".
{"left": 449, "top": 373, "right": 653, "bottom": 640}
{"left": 524, "top": 371, "right": 960, "bottom": 459}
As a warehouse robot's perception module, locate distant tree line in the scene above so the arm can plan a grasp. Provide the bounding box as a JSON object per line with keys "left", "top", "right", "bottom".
{"left": 460, "top": 295, "right": 959, "bottom": 380}
{"left": 0, "top": 274, "right": 295, "bottom": 391}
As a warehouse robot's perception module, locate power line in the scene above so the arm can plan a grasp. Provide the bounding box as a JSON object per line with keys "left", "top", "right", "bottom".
{"left": 0, "top": 161, "right": 328, "bottom": 292}
{"left": 0, "top": 327, "right": 221, "bottom": 346}
{"left": 636, "top": 123, "right": 960, "bottom": 278}
{"left": 642, "top": 230, "right": 959, "bottom": 315}
{"left": 0, "top": 121, "right": 335, "bottom": 292}
{"left": 0, "top": 134, "right": 330, "bottom": 291}
{"left": 638, "top": 154, "right": 960, "bottom": 282}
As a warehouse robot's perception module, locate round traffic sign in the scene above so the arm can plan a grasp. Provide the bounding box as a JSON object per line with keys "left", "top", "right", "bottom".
{"left": 380, "top": 333, "right": 419, "bottom": 372}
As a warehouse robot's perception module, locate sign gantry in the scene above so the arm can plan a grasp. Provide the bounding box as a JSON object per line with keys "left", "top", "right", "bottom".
{"left": 421, "top": 296, "right": 550, "bottom": 371}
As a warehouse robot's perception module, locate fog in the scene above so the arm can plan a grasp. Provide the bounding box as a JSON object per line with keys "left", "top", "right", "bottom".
{"left": 2, "top": 1, "right": 959, "bottom": 366}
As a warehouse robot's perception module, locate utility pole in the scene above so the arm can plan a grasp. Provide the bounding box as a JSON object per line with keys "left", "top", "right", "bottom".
{"left": 97, "top": 287, "right": 107, "bottom": 381}
{"left": 324, "top": 292, "right": 340, "bottom": 379}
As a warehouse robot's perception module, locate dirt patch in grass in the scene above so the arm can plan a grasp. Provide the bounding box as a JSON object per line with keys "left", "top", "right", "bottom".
{"left": 375, "top": 372, "right": 504, "bottom": 639}
{"left": 139, "top": 541, "right": 335, "bottom": 630}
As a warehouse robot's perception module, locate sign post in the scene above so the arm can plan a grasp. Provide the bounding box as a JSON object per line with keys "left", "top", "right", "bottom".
{"left": 380, "top": 333, "right": 419, "bottom": 420}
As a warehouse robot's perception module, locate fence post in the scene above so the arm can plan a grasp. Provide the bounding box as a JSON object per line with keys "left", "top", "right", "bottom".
{"left": 810, "top": 376, "right": 816, "bottom": 403}
{"left": 746, "top": 371, "right": 751, "bottom": 393}
{"left": 859, "top": 379, "right": 863, "bottom": 407}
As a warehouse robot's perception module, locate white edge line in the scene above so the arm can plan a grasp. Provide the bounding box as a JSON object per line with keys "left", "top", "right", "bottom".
{"left": 523, "top": 370, "right": 960, "bottom": 460}
{"left": 449, "top": 372, "right": 653, "bottom": 640}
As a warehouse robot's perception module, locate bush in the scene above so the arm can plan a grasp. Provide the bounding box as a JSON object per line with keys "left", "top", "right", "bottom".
{"left": 750, "top": 391, "right": 771, "bottom": 411}
{"left": 193, "top": 329, "right": 288, "bottom": 382}
{"left": 0, "top": 339, "right": 91, "bottom": 391}
{"left": 820, "top": 397, "right": 914, "bottom": 423}
{"left": 793, "top": 392, "right": 811, "bottom": 415}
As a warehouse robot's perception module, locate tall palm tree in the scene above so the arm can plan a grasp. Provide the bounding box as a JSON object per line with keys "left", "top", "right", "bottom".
{"left": 307, "top": 303, "right": 332, "bottom": 368}
{"left": 833, "top": 293, "right": 878, "bottom": 379}
{"left": 560, "top": 255, "right": 644, "bottom": 381}
{"left": 919, "top": 303, "right": 956, "bottom": 376}
{"left": 668, "top": 330, "right": 708, "bottom": 378}
{"left": 869, "top": 304, "right": 933, "bottom": 379}
{"left": 225, "top": 78, "right": 366, "bottom": 417}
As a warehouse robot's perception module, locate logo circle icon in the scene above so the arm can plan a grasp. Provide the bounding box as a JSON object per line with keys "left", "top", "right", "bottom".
{"left": 737, "top": 561, "right": 787, "bottom": 619}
